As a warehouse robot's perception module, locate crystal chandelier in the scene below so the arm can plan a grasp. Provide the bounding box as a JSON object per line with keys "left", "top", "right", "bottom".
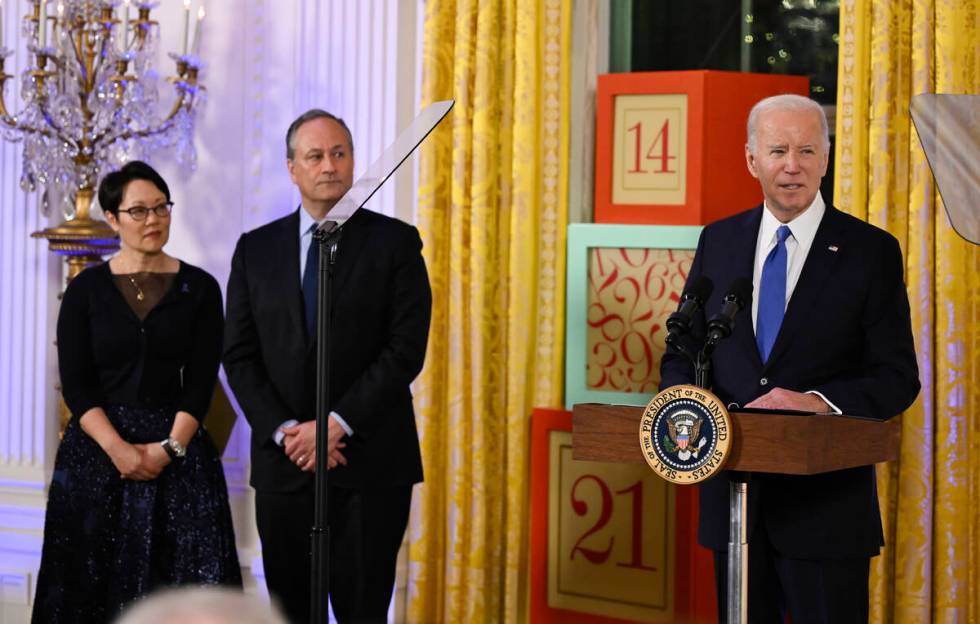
{"left": 0, "top": 0, "right": 206, "bottom": 276}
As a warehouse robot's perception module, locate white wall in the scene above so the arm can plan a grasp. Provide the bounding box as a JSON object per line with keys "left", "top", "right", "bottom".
{"left": 0, "top": 1, "right": 421, "bottom": 621}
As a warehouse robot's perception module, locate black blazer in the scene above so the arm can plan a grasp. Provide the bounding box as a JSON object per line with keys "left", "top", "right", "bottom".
{"left": 660, "top": 204, "right": 919, "bottom": 558}
{"left": 223, "top": 208, "right": 432, "bottom": 492}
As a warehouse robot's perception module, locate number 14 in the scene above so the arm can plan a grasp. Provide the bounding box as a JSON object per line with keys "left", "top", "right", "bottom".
{"left": 627, "top": 119, "right": 676, "bottom": 174}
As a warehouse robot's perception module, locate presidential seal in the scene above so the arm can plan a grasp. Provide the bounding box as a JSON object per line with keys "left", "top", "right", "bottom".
{"left": 638, "top": 384, "right": 732, "bottom": 484}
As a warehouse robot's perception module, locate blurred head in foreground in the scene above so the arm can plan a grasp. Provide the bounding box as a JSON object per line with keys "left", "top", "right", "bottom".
{"left": 114, "top": 587, "right": 287, "bottom": 624}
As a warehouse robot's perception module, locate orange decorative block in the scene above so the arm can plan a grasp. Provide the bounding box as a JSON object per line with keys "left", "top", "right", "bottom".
{"left": 595, "top": 70, "right": 809, "bottom": 225}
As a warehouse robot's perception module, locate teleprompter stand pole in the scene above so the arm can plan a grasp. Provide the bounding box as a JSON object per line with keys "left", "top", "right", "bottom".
{"left": 310, "top": 222, "right": 342, "bottom": 624}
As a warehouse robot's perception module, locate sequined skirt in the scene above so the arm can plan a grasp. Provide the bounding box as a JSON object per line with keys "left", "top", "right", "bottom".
{"left": 31, "top": 405, "right": 243, "bottom": 624}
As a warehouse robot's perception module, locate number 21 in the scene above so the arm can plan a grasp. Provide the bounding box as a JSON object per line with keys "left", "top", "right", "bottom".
{"left": 569, "top": 475, "right": 658, "bottom": 571}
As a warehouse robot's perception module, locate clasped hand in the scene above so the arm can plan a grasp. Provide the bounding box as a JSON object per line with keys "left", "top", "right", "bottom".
{"left": 108, "top": 439, "right": 171, "bottom": 480}
{"left": 281, "top": 416, "right": 348, "bottom": 472}
{"left": 744, "top": 387, "right": 830, "bottom": 412}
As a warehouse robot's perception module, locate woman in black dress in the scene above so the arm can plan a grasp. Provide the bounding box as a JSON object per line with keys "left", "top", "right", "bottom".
{"left": 32, "top": 161, "right": 242, "bottom": 623}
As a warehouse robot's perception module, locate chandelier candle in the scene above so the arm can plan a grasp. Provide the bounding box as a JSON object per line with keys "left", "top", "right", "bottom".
{"left": 121, "top": 0, "right": 129, "bottom": 51}
{"left": 38, "top": 0, "right": 45, "bottom": 47}
{"left": 191, "top": 5, "right": 203, "bottom": 57}
{"left": 181, "top": 0, "right": 190, "bottom": 55}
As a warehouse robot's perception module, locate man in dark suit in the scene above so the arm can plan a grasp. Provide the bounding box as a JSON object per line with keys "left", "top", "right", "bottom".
{"left": 223, "top": 109, "right": 432, "bottom": 623}
{"left": 660, "top": 95, "right": 919, "bottom": 623}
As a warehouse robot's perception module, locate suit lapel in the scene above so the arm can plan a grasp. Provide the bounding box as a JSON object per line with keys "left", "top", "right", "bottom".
{"left": 762, "top": 206, "right": 845, "bottom": 371}
{"left": 305, "top": 209, "right": 371, "bottom": 352}
{"left": 329, "top": 209, "right": 370, "bottom": 298}
{"left": 731, "top": 207, "right": 765, "bottom": 367}
{"left": 275, "top": 210, "right": 306, "bottom": 341}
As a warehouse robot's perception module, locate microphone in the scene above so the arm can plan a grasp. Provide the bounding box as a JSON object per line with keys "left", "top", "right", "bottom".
{"left": 706, "top": 278, "right": 753, "bottom": 344}
{"left": 665, "top": 275, "right": 714, "bottom": 338}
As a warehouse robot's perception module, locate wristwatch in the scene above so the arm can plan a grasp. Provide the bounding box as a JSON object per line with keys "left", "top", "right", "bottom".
{"left": 160, "top": 437, "right": 187, "bottom": 460}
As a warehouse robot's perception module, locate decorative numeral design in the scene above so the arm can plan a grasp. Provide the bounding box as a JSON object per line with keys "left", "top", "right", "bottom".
{"left": 615, "top": 480, "right": 658, "bottom": 571}
{"left": 612, "top": 94, "right": 687, "bottom": 205}
{"left": 626, "top": 119, "right": 676, "bottom": 174}
{"left": 587, "top": 247, "right": 695, "bottom": 392}
{"left": 569, "top": 475, "right": 658, "bottom": 572}
{"left": 570, "top": 475, "right": 614, "bottom": 564}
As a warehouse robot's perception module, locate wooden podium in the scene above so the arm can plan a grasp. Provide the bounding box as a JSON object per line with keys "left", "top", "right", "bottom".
{"left": 572, "top": 403, "right": 900, "bottom": 623}
{"left": 571, "top": 404, "right": 900, "bottom": 472}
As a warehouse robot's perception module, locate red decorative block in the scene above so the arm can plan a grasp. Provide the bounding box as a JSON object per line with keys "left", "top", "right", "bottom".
{"left": 530, "top": 408, "right": 716, "bottom": 623}
{"left": 595, "top": 70, "right": 809, "bottom": 225}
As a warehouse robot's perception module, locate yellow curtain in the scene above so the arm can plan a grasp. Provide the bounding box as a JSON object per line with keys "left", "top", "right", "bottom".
{"left": 835, "top": 1, "right": 979, "bottom": 621}
{"left": 405, "top": 1, "right": 570, "bottom": 622}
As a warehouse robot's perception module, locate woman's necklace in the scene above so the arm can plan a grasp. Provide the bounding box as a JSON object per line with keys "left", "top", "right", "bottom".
{"left": 127, "top": 274, "right": 145, "bottom": 301}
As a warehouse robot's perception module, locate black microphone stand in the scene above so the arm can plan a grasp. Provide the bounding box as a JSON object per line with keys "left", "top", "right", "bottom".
{"left": 667, "top": 311, "right": 749, "bottom": 623}
{"left": 310, "top": 222, "right": 343, "bottom": 624}
{"left": 702, "top": 308, "right": 750, "bottom": 624}
{"left": 665, "top": 332, "right": 712, "bottom": 389}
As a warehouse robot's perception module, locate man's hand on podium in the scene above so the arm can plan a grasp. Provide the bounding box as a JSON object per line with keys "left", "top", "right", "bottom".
{"left": 745, "top": 387, "right": 830, "bottom": 413}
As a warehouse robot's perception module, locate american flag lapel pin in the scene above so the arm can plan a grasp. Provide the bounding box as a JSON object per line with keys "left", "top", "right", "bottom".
{"left": 828, "top": 245, "right": 839, "bottom": 252}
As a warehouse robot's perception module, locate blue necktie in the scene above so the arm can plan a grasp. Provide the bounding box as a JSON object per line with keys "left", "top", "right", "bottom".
{"left": 756, "top": 225, "right": 791, "bottom": 362}
{"left": 302, "top": 224, "right": 319, "bottom": 338}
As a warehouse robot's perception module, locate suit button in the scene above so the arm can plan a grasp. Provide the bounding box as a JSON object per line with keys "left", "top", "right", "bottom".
{"left": 760, "top": 377, "right": 768, "bottom": 386}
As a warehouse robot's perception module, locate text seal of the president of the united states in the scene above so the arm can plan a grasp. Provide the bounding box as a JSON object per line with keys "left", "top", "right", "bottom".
{"left": 639, "top": 384, "right": 732, "bottom": 484}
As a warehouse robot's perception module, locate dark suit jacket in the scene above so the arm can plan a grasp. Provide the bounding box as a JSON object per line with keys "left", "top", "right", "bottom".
{"left": 223, "top": 207, "right": 432, "bottom": 492}
{"left": 660, "top": 204, "right": 919, "bottom": 559}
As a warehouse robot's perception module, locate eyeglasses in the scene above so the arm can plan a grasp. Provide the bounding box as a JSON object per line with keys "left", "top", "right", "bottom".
{"left": 118, "top": 202, "right": 174, "bottom": 221}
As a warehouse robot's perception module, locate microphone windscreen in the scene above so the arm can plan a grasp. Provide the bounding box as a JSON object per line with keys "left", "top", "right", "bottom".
{"left": 727, "top": 277, "right": 753, "bottom": 307}
{"left": 686, "top": 275, "right": 714, "bottom": 304}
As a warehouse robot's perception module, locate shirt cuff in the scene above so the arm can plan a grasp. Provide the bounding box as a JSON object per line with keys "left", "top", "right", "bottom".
{"left": 273, "top": 419, "right": 299, "bottom": 446}
{"left": 331, "top": 411, "right": 354, "bottom": 436}
{"left": 805, "top": 390, "right": 842, "bottom": 415}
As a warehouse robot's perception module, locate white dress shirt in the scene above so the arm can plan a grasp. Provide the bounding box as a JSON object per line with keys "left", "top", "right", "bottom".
{"left": 750, "top": 192, "right": 840, "bottom": 414}
{"left": 751, "top": 192, "right": 825, "bottom": 331}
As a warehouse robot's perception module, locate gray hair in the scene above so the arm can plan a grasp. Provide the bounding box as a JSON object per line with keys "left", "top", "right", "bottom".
{"left": 286, "top": 108, "right": 354, "bottom": 160}
{"left": 114, "top": 587, "right": 288, "bottom": 624}
{"left": 746, "top": 94, "right": 830, "bottom": 154}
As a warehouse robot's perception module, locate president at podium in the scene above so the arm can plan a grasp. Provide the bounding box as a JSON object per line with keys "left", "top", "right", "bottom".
{"left": 660, "top": 94, "right": 920, "bottom": 623}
